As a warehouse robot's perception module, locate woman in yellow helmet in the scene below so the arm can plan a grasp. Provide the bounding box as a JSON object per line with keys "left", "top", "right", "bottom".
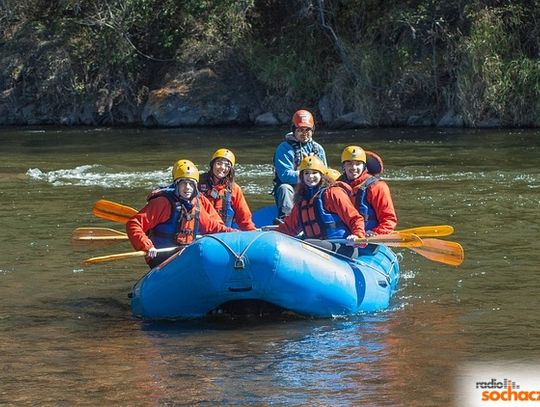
{"left": 126, "top": 159, "right": 236, "bottom": 268}
{"left": 198, "top": 148, "right": 256, "bottom": 231}
{"left": 276, "top": 155, "right": 366, "bottom": 242}
{"left": 340, "top": 146, "right": 397, "bottom": 235}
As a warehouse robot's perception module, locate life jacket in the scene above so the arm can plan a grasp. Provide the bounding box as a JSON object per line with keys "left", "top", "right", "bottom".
{"left": 298, "top": 185, "right": 350, "bottom": 239}
{"left": 273, "top": 133, "right": 325, "bottom": 187}
{"left": 353, "top": 175, "right": 380, "bottom": 232}
{"left": 340, "top": 151, "right": 385, "bottom": 232}
{"left": 146, "top": 187, "right": 201, "bottom": 247}
{"left": 199, "top": 172, "right": 235, "bottom": 227}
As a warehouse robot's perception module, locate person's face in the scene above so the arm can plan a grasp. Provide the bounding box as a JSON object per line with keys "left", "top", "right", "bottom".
{"left": 212, "top": 158, "right": 232, "bottom": 179}
{"left": 302, "top": 170, "right": 322, "bottom": 187}
{"left": 176, "top": 179, "right": 196, "bottom": 199}
{"left": 294, "top": 127, "right": 313, "bottom": 143}
{"left": 343, "top": 160, "right": 365, "bottom": 181}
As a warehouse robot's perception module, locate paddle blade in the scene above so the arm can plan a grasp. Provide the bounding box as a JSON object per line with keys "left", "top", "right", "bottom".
{"left": 397, "top": 225, "right": 454, "bottom": 238}
{"left": 83, "top": 250, "right": 146, "bottom": 265}
{"left": 93, "top": 200, "right": 138, "bottom": 223}
{"left": 356, "top": 232, "right": 423, "bottom": 248}
{"left": 72, "top": 227, "right": 128, "bottom": 241}
{"left": 412, "top": 238, "right": 464, "bottom": 266}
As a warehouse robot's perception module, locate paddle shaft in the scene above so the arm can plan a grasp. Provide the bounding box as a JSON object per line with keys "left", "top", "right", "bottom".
{"left": 83, "top": 246, "right": 178, "bottom": 265}
{"left": 72, "top": 227, "right": 129, "bottom": 241}
{"left": 329, "top": 232, "right": 423, "bottom": 248}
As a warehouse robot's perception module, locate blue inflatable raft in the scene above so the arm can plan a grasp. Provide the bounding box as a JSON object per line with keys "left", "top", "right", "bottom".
{"left": 130, "top": 231, "right": 400, "bottom": 320}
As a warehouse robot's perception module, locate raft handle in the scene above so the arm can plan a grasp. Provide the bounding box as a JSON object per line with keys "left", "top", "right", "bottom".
{"left": 234, "top": 258, "right": 246, "bottom": 269}
{"left": 228, "top": 286, "right": 252, "bottom": 292}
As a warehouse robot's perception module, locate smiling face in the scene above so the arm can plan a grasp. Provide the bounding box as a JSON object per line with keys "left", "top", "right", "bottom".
{"left": 176, "top": 179, "right": 196, "bottom": 199}
{"left": 211, "top": 158, "right": 232, "bottom": 179}
{"left": 343, "top": 160, "right": 366, "bottom": 181}
{"left": 302, "top": 169, "right": 322, "bottom": 187}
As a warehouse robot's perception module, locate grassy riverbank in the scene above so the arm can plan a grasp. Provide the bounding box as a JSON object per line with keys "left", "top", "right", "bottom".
{"left": 1, "top": 1, "right": 539, "bottom": 126}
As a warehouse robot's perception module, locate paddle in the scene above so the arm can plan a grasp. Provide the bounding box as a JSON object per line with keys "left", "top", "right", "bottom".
{"left": 93, "top": 199, "right": 138, "bottom": 223}
{"left": 331, "top": 235, "right": 463, "bottom": 266}
{"left": 83, "top": 246, "right": 178, "bottom": 265}
{"left": 72, "top": 227, "right": 128, "bottom": 241}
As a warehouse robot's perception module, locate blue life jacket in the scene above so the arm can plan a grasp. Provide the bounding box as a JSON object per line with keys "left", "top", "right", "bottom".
{"left": 355, "top": 176, "right": 380, "bottom": 231}
{"left": 147, "top": 187, "right": 201, "bottom": 248}
{"left": 299, "top": 186, "right": 350, "bottom": 240}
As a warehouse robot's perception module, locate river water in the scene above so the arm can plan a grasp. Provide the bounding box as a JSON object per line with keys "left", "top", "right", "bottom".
{"left": 1, "top": 126, "right": 539, "bottom": 406}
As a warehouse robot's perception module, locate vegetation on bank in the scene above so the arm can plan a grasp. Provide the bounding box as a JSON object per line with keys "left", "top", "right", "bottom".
{"left": 1, "top": 0, "right": 539, "bottom": 126}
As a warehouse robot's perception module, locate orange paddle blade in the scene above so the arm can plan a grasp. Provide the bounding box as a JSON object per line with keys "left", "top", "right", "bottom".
{"left": 397, "top": 225, "right": 454, "bottom": 238}
{"left": 412, "top": 238, "right": 464, "bottom": 266}
{"left": 92, "top": 199, "right": 138, "bottom": 223}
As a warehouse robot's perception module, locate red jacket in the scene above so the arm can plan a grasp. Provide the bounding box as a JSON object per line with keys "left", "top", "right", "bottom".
{"left": 349, "top": 172, "right": 397, "bottom": 234}
{"left": 200, "top": 178, "right": 256, "bottom": 231}
{"left": 126, "top": 194, "right": 235, "bottom": 252}
{"left": 276, "top": 185, "right": 366, "bottom": 238}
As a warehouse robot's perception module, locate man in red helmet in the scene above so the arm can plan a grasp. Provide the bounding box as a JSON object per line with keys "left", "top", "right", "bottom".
{"left": 272, "top": 109, "right": 327, "bottom": 222}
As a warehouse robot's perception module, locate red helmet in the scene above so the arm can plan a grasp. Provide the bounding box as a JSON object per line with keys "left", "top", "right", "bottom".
{"left": 292, "top": 110, "right": 314, "bottom": 129}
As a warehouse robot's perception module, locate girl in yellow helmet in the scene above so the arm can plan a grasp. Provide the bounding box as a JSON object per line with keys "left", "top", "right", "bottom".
{"left": 275, "top": 156, "right": 366, "bottom": 243}
{"left": 198, "top": 148, "right": 256, "bottom": 231}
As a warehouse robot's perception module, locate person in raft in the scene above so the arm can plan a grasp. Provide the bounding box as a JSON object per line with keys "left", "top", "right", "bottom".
{"left": 126, "top": 159, "right": 236, "bottom": 268}
{"left": 198, "top": 148, "right": 256, "bottom": 231}
{"left": 275, "top": 155, "right": 366, "bottom": 251}
{"left": 272, "top": 109, "right": 327, "bottom": 222}
{"left": 339, "top": 145, "right": 397, "bottom": 235}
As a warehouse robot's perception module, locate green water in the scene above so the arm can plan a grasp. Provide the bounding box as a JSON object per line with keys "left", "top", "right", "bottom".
{"left": 1, "top": 126, "right": 539, "bottom": 406}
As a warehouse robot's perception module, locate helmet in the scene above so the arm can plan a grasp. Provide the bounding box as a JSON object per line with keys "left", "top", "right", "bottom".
{"left": 325, "top": 167, "right": 342, "bottom": 181}
{"left": 292, "top": 110, "right": 314, "bottom": 129}
{"left": 298, "top": 155, "right": 326, "bottom": 174}
{"left": 172, "top": 159, "right": 199, "bottom": 182}
{"left": 341, "top": 145, "right": 366, "bottom": 163}
{"left": 211, "top": 148, "right": 236, "bottom": 167}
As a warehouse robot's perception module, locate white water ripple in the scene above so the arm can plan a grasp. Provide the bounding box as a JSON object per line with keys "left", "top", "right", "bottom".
{"left": 25, "top": 164, "right": 538, "bottom": 190}
{"left": 26, "top": 165, "right": 171, "bottom": 189}
{"left": 26, "top": 163, "right": 276, "bottom": 189}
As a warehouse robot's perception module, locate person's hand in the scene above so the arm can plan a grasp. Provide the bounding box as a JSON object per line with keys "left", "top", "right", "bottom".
{"left": 365, "top": 230, "right": 377, "bottom": 237}
{"left": 146, "top": 247, "right": 158, "bottom": 259}
{"left": 347, "top": 234, "right": 367, "bottom": 248}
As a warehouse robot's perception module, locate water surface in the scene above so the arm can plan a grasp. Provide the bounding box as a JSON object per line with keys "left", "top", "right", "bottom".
{"left": 1, "top": 126, "right": 539, "bottom": 405}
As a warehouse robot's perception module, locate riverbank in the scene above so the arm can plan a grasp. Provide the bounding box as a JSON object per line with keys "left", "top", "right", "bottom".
{"left": 1, "top": 2, "right": 539, "bottom": 128}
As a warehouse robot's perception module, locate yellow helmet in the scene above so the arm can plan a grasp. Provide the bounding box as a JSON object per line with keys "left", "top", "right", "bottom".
{"left": 341, "top": 145, "right": 366, "bottom": 163}
{"left": 325, "top": 167, "right": 342, "bottom": 181}
{"left": 211, "top": 148, "right": 236, "bottom": 167}
{"left": 172, "top": 159, "right": 200, "bottom": 182}
{"left": 298, "top": 155, "right": 326, "bottom": 174}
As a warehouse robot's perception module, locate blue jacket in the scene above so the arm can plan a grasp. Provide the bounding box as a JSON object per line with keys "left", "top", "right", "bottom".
{"left": 273, "top": 133, "right": 327, "bottom": 186}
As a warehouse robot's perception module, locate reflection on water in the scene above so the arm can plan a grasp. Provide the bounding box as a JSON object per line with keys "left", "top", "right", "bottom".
{"left": 1, "top": 126, "right": 540, "bottom": 405}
